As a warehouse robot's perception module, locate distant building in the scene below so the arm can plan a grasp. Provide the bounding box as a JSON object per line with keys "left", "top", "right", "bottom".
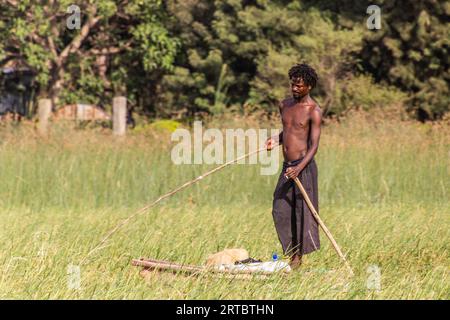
{"left": 54, "top": 104, "right": 111, "bottom": 121}
{"left": 0, "top": 59, "right": 35, "bottom": 120}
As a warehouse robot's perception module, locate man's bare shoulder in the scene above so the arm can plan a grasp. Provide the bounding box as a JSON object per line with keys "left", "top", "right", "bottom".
{"left": 280, "top": 97, "right": 296, "bottom": 107}
{"left": 307, "top": 101, "right": 322, "bottom": 116}
{"left": 313, "top": 104, "right": 322, "bottom": 116}
{"left": 309, "top": 103, "right": 322, "bottom": 124}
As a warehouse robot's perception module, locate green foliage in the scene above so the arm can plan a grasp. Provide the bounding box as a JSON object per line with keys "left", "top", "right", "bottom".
{"left": 212, "top": 63, "right": 231, "bottom": 115}
{"left": 0, "top": 0, "right": 448, "bottom": 120}
{"left": 249, "top": 8, "right": 365, "bottom": 116}
{"left": 293, "top": 9, "right": 364, "bottom": 116}
{"left": 132, "top": 23, "right": 179, "bottom": 71}
{"left": 340, "top": 75, "right": 407, "bottom": 112}
{"left": 128, "top": 0, "right": 180, "bottom": 72}
{"left": 158, "top": 1, "right": 410, "bottom": 119}
{"left": 1, "top": 0, "right": 179, "bottom": 108}
{"left": 150, "top": 119, "right": 182, "bottom": 132}
{"left": 23, "top": 44, "right": 51, "bottom": 87}
{"left": 248, "top": 46, "right": 298, "bottom": 112}
{"left": 362, "top": 1, "right": 449, "bottom": 120}
{"left": 97, "top": 0, "right": 118, "bottom": 17}
{"left": 133, "top": 119, "right": 182, "bottom": 135}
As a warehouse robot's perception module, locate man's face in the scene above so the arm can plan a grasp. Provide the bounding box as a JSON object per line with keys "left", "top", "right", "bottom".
{"left": 290, "top": 78, "right": 311, "bottom": 99}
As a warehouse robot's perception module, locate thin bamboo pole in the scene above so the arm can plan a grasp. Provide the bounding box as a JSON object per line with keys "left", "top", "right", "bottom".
{"left": 293, "top": 177, "right": 354, "bottom": 276}
{"left": 81, "top": 147, "right": 267, "bottom": 264}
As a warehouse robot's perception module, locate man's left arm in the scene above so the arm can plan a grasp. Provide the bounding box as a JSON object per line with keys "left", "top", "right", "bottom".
{"left": 285, "top": 107, "right": 322, "bottom": 179}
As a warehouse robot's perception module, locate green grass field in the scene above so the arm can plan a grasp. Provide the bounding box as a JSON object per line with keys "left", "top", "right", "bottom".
{"left": 0, "top": 115, "right": 448, "bottom": 299}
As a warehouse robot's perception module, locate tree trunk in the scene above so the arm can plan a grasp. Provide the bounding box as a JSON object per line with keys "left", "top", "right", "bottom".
{"left": 47, "top": 62, "right": 65, "bottom": 109}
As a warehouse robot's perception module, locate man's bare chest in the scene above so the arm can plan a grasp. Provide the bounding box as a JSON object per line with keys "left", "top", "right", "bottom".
{"left": 281, "top": 107, "right": 311, "bottom": 130}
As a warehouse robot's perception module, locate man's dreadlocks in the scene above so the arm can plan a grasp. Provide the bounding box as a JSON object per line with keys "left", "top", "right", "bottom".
{"left": 288, "top": 63, "right": 318, "bottom": 89}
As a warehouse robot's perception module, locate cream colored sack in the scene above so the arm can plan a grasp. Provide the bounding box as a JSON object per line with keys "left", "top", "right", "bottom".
{"left": 205, "top": 249, "right": 249, "bottom": 266}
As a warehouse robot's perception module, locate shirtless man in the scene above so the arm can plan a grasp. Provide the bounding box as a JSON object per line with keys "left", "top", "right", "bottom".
{"left": 265, "top": 63, "right": 322, "bottom": 269}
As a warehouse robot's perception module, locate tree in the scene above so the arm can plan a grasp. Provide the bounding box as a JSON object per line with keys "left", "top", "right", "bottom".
{"left": 303, "top": 0, "right": 450, "bottom": 120}
{"left": 249, "top": 7, "right": 364, "bottom": 115}
{"left": 159, "top": 0, "right": 404, "bottom": 118}
{"left": 361, "top": 1, "right": 449, "bottom": 120}
{"left": 0, "top": 0, "right": 179, "bottom": 111}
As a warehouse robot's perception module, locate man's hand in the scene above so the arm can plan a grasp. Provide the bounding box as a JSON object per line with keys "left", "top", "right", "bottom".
{"left": 285, "top": 164, "right": 303, "bottom": 179}
{"left": 265, "top": 137, "right": 277, "bottom": 151}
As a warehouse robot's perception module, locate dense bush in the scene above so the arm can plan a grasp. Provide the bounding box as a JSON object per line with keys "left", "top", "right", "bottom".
{"left": 1, "top": 0, "right": 447, "bottom": 120}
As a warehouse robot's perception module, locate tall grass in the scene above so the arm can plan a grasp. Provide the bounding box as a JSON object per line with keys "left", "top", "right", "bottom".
{"left": 0, "top": 114, "right": 448, "bottom": 299}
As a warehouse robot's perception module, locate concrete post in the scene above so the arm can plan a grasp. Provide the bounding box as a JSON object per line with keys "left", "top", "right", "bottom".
{"left": 38, "top": 98, "right": 52, "bottom": 135}
{"left": 113, "top": 96, "right": 127, "bottom": 136}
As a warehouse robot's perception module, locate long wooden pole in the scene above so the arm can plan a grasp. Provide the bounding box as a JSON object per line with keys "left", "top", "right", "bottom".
{"left": 293, "top": 177, "right": 354, "bottom": 276}
{"left": 81, "top": 147, "right": 267, "bottom": 264}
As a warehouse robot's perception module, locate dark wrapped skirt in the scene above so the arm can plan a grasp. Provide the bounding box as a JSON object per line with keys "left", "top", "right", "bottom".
{"left": 272, "top": 157, "right": 320, "bottom": 256}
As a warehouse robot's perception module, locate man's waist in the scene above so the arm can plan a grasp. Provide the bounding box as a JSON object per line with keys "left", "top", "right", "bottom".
{"left": 283, "top": 157, "right": 304, "bottom": 168}
{"left": 283, "top": 156, "right": 316, "bottom": 168}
